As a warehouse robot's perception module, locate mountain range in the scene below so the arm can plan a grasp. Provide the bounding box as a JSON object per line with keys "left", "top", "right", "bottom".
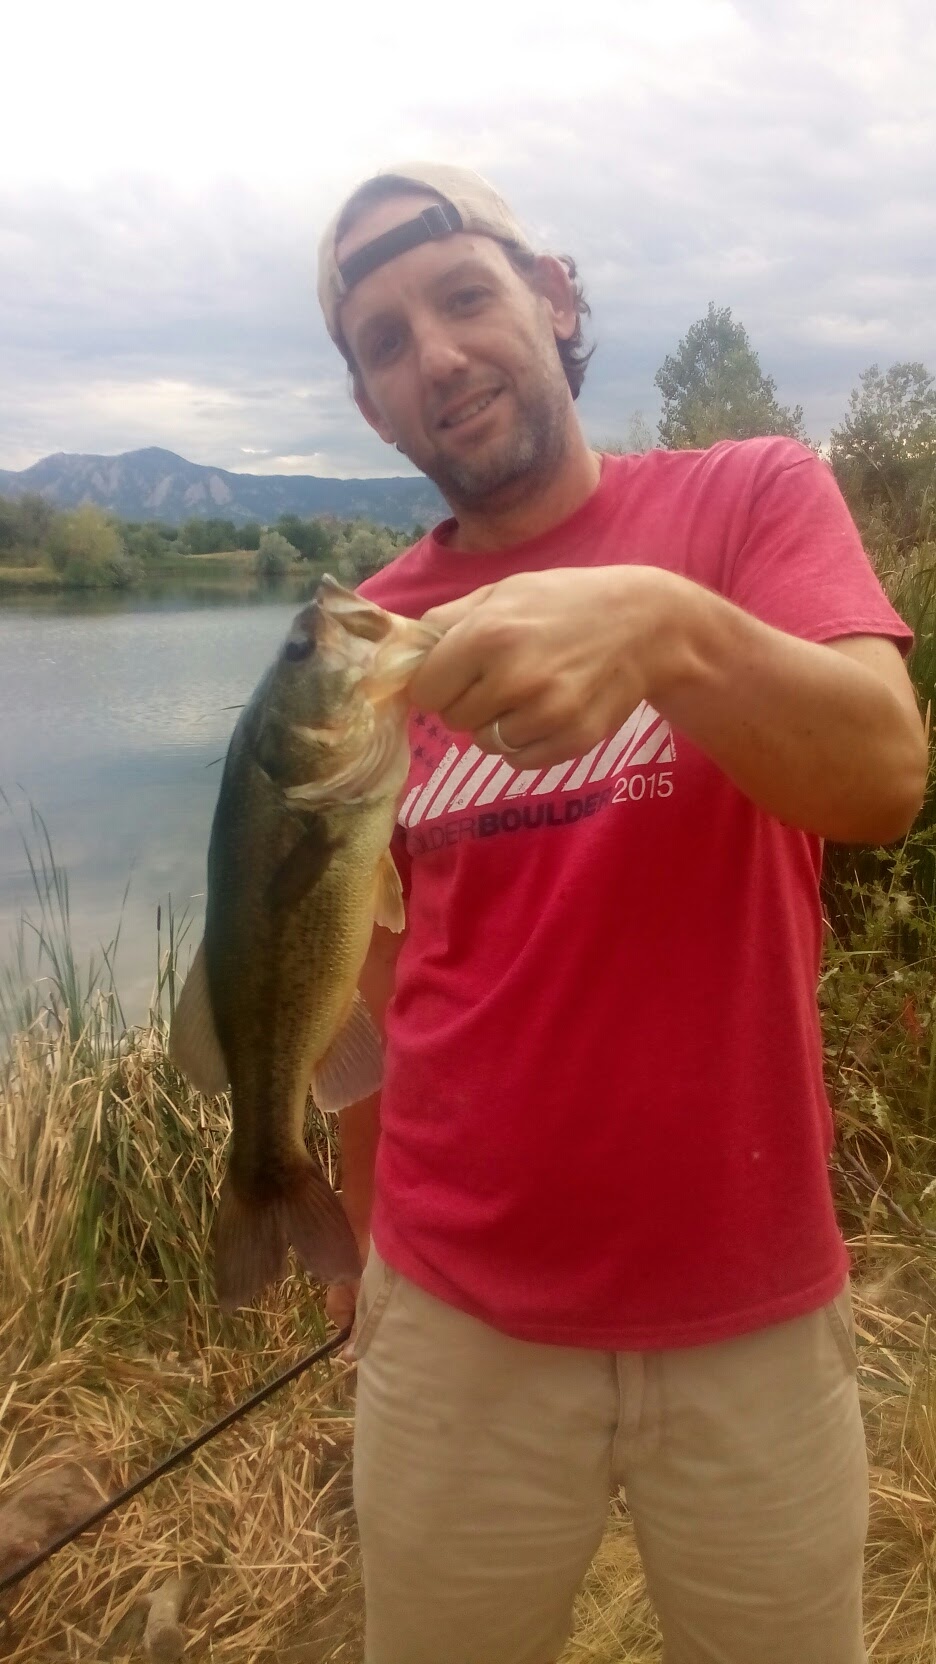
{"left": 0, "top": 447, "right": 447, "bottom": 531}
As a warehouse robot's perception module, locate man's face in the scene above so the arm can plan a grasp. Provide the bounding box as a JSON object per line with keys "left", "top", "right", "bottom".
{"left": 335, "top": 192, "right": 577, "bottom": 508}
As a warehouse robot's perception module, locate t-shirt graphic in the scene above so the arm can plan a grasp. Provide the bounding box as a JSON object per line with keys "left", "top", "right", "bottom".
{"left": 400, "top": 702, "right": 676, "bottom": 854}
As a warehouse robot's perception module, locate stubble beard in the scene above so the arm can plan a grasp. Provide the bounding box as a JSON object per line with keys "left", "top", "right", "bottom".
{"left": 409, "top": 363, "right": 571, "bottom": 510}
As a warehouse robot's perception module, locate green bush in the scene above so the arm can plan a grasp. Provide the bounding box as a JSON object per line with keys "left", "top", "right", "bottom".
{"left": 274, "top": 514, "right": 335, "bottom": 563}
{"left": 255, "top": 530, "right": 298, "bottom": 578}
{"left": 46, "top": 505, "right": 138, "bottom": 588}
{"left": 334, "top": 524, "right": 404, "bottom": 584}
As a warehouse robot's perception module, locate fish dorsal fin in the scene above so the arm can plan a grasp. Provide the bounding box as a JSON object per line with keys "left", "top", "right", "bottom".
{"left": 168, "top": 939, "right": 230, "bottom": 1096}
{"left": 373, "top": 848, "right": 405, "bottom": 934}
{"left": 310, "top": 990, "right": 383, "bottom": 1114}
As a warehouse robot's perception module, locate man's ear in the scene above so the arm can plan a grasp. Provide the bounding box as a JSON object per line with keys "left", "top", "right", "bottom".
{"left": 531, "top": 254, "right": 578, "bottom": 344}
{"left": 353, "top": 378, "right": 397, "bottom": 446}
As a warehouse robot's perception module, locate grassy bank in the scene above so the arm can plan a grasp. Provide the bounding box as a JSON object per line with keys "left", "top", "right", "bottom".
{"left": 0, "top": 548, "right": 308, "bottom": 598}
{"left": 0, "top": 565, "right": 65, "bottom": 594}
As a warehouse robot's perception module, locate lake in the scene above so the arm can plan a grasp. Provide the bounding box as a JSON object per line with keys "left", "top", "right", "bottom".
{"left": 0, "top": 571, "right": 325, "bottom": 1029}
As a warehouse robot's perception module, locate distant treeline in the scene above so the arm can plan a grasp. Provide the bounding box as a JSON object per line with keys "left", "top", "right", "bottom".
{"left": 2, "top": 303, "right": 933, "bottom": 591}
{"left": 0, "top": 498, "right": 428, "bottom": 591}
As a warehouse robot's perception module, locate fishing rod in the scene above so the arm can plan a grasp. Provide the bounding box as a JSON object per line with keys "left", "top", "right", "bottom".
{"left": 0, "top": 1323, "right": 352, "bottom": 1601}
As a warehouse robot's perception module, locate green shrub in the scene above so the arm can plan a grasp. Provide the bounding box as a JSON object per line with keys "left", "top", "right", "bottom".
{"left": 255, "top": 529, "right": 298, "bottom": 577}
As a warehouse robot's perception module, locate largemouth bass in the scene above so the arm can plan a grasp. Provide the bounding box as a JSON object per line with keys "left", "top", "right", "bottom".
{"left": 169, "top": 576, "right": 437, "bottom": 1312}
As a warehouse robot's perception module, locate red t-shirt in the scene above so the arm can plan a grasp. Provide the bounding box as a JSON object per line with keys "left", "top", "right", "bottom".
{"left": 357, "top": 438, "right": 912, "bottom": 1350}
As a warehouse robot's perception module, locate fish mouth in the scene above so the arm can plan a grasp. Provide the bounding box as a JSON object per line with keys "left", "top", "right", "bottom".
{"left": 313, "top": 575, "right": 393, "bottom": 643}
{"left": 284, "top": 581, "right": 390, "bottom": 662}
{"left": 292, "top": 575, "right": 440, "bottom": 699}
{"left": 279, "top": 577, "right": 440, "bottom": 809}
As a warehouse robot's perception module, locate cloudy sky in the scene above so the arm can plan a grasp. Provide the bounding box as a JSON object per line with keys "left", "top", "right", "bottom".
{"left": 1, "top": 0, "right": 932, "bottom": 479}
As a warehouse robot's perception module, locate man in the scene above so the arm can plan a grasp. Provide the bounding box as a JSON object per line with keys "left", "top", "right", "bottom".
{"left": 314, "top": 163, "right": 927, "bottom": 1664}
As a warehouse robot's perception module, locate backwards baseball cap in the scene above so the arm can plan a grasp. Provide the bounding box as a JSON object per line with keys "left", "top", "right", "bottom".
{"left": 316, "top": 162, "right": 535, "bottom": 345}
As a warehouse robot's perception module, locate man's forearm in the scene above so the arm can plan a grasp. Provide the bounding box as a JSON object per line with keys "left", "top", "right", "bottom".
{"left": 338, "top": 1092, "right": 381, "bottom": 1257}
{"left": 648, "top": 572, "right": 928, "bottom": 844}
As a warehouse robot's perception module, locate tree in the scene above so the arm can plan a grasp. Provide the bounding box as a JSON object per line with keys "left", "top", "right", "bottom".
{"left": 599, "top": 413, "right": 655, "bottom": 457}
{"left": 123, "top": 522, "right": 173, "bottom": 563}
{"left": 255, "top": 530, "right": 298, "bottom": 578}
{"left": 333, "top": 525, "right": 400, "bottom": 584}
{"left": 46, "top": 504, "right": 136, "bottom": 587}
{"left": 0, "top": 497, "right": 20, "bottom": 553}
{"left": 274, "top": 514, "right": 334, "bottom": 563}
{"left": 235, "top": 520, "right": 262, "bottom": 551}
{"left": 655, "top": 303, "right": 808, "bottom": 450}
{"left": 829, "top": 362, "right": 936, "bottom": 552}
{"left": 19, "top": 493, "right": 57, "bottom": 546}
{"left": 0, "top": 493, "right": 70, "bottom": 568}
{"left": 178, "top": 517, "right": 238, "bottom": 555}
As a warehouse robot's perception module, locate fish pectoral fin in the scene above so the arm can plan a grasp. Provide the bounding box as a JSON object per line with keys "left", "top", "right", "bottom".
{"left": 310, "top": 990, "right": 384, "bottom": 1113}
{"left": 373, "top": 848, "right": 405, "bottom": 933}
{"left": 267, "top": 822, "right": 344, "bottom": 910}
{"left": 168, "top": 939, "right": 229, "bottom": 1096}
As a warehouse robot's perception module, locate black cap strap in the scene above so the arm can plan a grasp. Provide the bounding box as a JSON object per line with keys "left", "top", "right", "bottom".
{"left": 337, "top": 202, "right": 464, "bottom": 291}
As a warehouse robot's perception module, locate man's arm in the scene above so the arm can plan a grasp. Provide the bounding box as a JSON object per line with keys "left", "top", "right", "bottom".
{"left": 647, "top": 582, "right": 928, "bottom": 844}
{"left": 325, "top": 920, "right": 403, "bottom": 1334}
{"left": 410, "top": 566, "right": 928, "bottom": 846}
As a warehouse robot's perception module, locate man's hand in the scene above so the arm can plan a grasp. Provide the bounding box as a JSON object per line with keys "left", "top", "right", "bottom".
{"left": 326, "top": 1273, "right": 362, "bottom": 1360}
{"left": 325, "top": 1218, "right": 371, "bottom": 1360}
{"left": 410, "top": 566, "right": 678, "bottom": 771}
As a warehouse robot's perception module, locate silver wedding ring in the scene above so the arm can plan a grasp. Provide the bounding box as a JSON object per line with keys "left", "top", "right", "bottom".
{"left": 493, "top": 716, "right": 522, "bottom": 754}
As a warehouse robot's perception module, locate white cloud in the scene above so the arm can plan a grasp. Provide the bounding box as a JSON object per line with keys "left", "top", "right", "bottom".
{"left": 0, "top": 0, "right": 933, "bottom": 473}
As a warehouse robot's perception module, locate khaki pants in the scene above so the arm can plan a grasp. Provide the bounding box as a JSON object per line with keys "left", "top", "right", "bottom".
{"left": 352, "top": 1251, "right": 869, "bottom": 1664}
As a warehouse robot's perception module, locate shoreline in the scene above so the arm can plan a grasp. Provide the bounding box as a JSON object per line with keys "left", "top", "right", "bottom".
{"left": 0, "top": 549, "right": 314, "bottom": 600}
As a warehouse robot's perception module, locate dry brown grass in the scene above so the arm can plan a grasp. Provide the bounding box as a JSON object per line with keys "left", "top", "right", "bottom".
{"left": 1, "top": 1017, "right": 935, "bottom": 1660}
{"left": 0, "top": 1021, "right": 359, "bottom": 1661}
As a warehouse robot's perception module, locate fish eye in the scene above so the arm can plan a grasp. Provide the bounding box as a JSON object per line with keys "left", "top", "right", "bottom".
{"left": 284, "top": 636, "right": 313, "bottom": 663}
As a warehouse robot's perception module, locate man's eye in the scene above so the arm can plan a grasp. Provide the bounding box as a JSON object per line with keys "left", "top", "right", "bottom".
{"left": 370, "top": 328, "right": 403, "bottom": 364}
{"left": 449, "top": 287, "right": 487, "bottom": 312}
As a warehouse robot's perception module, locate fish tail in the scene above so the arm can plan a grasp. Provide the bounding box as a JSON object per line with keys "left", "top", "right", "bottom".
{"left": 214, "top": 1159, "right": 361, "bottom": 1314}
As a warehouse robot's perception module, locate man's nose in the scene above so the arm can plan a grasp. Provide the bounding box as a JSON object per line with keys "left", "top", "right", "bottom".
{"left": 415, "top": 322, "right": 469, "bottom": 383}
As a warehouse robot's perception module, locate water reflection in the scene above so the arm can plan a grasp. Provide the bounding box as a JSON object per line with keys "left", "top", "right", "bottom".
{"left": 1, "top": 576, "right": 321, "bottom": 1026}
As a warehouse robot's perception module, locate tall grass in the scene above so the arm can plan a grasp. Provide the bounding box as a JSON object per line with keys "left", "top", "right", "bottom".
{"left": 0, "top": 835, "right": 354, "bottom": 1660}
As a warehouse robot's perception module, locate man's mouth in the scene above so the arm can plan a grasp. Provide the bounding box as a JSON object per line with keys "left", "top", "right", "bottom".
{"left": 437, "top": 389, "right": 502, "bottom": 431}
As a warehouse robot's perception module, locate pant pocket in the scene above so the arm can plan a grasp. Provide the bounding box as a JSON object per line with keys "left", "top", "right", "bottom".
{"left": 352, "top": 1248, "right": 397, "bottom": 1361}
{"left": 822, "top": 1279, "right": 859, "bottom": 1376}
